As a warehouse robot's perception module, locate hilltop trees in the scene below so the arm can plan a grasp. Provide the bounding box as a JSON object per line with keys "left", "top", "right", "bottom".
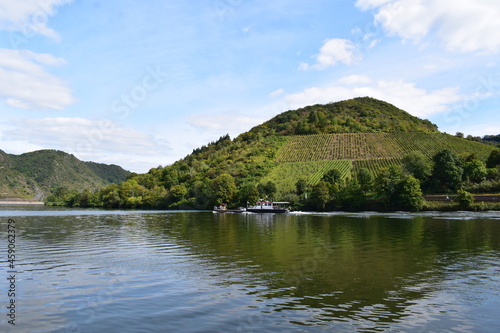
{"left": 253, "top": 97, "right": 439, "bottom": 136}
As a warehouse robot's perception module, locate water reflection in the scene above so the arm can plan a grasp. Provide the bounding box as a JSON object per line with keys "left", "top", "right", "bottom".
{"left": 145, "top": 212, "right": 500, "bottom": 331}
{"left": 1, "top": 211, "right": 499, "bottom": 332}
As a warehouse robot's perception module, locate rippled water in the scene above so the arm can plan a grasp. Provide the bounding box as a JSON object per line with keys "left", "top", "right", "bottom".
{"left": 1, "top": 208, "right": 499, "bottom": 332}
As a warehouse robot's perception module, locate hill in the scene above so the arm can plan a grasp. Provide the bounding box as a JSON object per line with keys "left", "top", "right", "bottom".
{"left": 54, "top": 97, "right": 500, "bottom": 210}
{"left": 0, "top": 149, "right": 130, "bottom": 200}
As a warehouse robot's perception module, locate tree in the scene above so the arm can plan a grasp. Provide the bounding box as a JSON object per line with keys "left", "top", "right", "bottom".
{"left": 257, "top": 181, "right": 277, "bottom": 199}
{"left": 239, "top": 183, "right": 260, "bottom": 206}
{"left": 142, "top": 187, "right": 167, "bottom": 208}
{"left": 431, "top": 149, "right": 463, "bottom": 192}
{"left": 211, "top": 173, "right": 238, "bottom": 205}
{"left": 356, "top": 168, "right": 373, "bottom": 193}
{"left": 394, "top": 175, "right": 424, "bottom": 211}
{"left": 321, "top": 169, "right": 343, "bottom": 185}
{"left": 402, "top": 151, "right": 432, "bottom": 182}
{"left": 336, "top": 179, "right": 366, "bottom": 210}
{"left": 309, "top": 181, "right": 331, "bottom": 211}
{"left": 375, "top": 166, "right": 403, "bottom": 202}
{"left": 464, "top": 153, "right": 479, "bottom": 163}
{"left": 295, "top": 179, "right": 309, "bottom": 196}
{"left": 78, "top": 189, "right": 92, "bottom": 207}
{"left": 126, "top": 196, "right": 143, "bottom": 208}
{"left": 101, "top": 184, "right": 121, "bottom": 208}
{"left": 456, "top": 189, "right": 474, "bottom": 209}
{"left": 487, "top": 149, "right": 500, "bottom": 168}
{"left": 463, "top": 160, "right": 487, "bottom": 183}
{"left": 170, "top": 184, "right": 188, "bottom": 203}
{"left": 375, "top": 167, "right": 424, "bottom": 210}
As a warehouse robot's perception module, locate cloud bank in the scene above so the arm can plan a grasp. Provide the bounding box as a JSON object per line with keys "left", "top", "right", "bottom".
{"left": 0, "top": 0, "right": 73, "bottom": 40}
{"left": 2, "top": 117, "right": 170, "bottom": 157}
{"left": 0, "top": 49, "right": 74, "bottom": 110}
{"left": 357, "top": 0, "right": 500, "bottom": 54}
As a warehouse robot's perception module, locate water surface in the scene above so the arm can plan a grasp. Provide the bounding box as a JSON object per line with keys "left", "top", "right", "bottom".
{"left": 1, "top": 208, "right": 499, "bottom": 332}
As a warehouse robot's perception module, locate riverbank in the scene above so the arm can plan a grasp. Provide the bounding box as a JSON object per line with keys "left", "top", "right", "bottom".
{"left": 0, "top": 199, "right": 44, "bottom": 205}
{"left": 422, "top": 200, "right": 500, "bottom": 211}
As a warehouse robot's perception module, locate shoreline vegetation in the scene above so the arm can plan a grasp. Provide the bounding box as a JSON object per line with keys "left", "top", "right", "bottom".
{"left": 43, "top": 146, "right": 500, "bottom": 212}
{"left": 42, "top": 197, "right": 500, "bottom": 212}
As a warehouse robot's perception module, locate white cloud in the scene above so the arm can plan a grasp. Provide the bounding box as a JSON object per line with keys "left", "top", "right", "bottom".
{"left": 0, "top": 49, "right": 74, "bottom": 110}
{"left": 269, "top": 88, "right": 285, "bottom": 97}
{"left": 284, "top": 77, "right": 462, "bottom": 118}
{"left": 338, "top": 74, "right": 372, "bottom": 85}
{"left": 0, "top": 0, "right": 72, "bottom": 40}
{"left": 358, "top": 0, "right": 500, "bottom": 54}
{"left": 355, "top": 0, "right": 393, "bottom": 10}
{"left": 300, "top": 38, "right": 359, "bottom": 70}
{"left": 1, "top": 117, "right": 171, "bottom": 162}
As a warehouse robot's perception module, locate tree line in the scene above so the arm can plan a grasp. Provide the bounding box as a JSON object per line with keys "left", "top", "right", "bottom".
{"left": 46, "top": 148, "right": 500, "bottom": 211}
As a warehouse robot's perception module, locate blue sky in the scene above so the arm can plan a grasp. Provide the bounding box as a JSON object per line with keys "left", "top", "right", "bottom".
{"left": 0, "top": 0, "right": 499, "bottom": 172}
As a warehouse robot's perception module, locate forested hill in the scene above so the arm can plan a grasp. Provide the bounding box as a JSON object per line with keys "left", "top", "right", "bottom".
{"left": 246, "top": 97, "right": 438, "bottom": 137}
{"left": 0, "top": 149, "right": 130, "bottom": 200}
{"left": 53, "top": 97, "right": 500, "bottom": 211}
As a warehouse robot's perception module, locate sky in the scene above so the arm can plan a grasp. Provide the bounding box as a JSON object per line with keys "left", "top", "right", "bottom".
{"left": 0, "top": 0, "right": 499, "bottom": 173}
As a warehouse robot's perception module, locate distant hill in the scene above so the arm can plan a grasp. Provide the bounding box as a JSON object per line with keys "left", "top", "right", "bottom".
{"left": 0, "top": 149, "right": 130, "bottom": 200}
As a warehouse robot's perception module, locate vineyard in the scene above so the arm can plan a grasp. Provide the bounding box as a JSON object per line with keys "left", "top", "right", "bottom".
{"left": 352, "top": 158, "right": 402, "bottom": 177}
{"left": 264, "top": 132, "right": 497, "bottom": 196}
{"left": 260, "top": 160, "right": 352, "bottom": 198}
{"left": 390, "top": 132, "right": 495, "bottom": 160}
{"left": 276, "top": 132, "right": 496, "bottom": 162}
{"left": 275, "top": 133, "right": 400, "bottom": 162}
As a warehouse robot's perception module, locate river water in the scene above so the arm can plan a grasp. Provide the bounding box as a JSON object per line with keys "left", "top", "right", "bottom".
{"left": 1, "top": 207, "right": 499, "bottom": 332}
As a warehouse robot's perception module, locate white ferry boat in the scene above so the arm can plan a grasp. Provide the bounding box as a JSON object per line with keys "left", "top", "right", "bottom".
{"left": 246, "top": 200, "right": 290, "bottom": 213}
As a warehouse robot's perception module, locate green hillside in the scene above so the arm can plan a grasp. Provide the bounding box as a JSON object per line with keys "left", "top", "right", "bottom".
{"left": 53, "top": 97, "right": 500, "bottom": 210}
{"left": 0, "top": 149, "right": 130, "bottom": 200}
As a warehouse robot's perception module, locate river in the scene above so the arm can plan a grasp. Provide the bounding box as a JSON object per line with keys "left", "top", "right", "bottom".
{"left": 1, "top": 207, "right": 499, "bottom": 332}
